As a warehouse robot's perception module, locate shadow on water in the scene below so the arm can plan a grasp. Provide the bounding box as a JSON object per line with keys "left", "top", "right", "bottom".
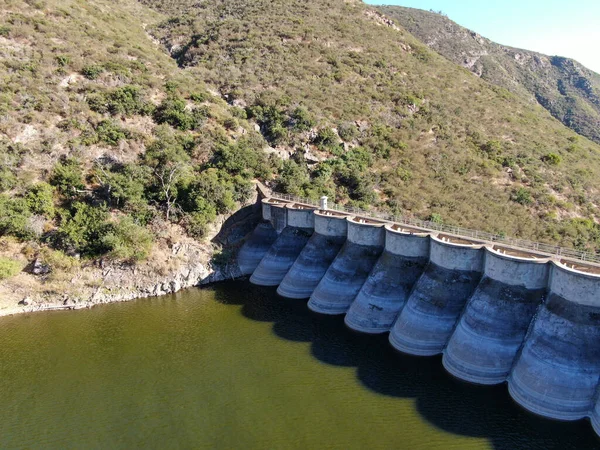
{"left": 213, "top": 280, "right": 600, "bottom": 450}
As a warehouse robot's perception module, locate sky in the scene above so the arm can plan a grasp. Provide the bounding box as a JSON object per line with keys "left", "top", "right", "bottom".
{"left": 364, "top": 0, "right": 600, "bottom": 73}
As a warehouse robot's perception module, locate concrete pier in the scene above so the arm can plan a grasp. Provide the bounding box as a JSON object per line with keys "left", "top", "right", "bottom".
{"left": 277, "top": 210, "right": 348, "bottom": 299}
{"left": 344, "top": 225, "right": 430, "bottom": 334}
{"left": 443, "top": 246, "right": 550, "bottom": 385}
{"left": 389, "top": 235, "right": 484, "bottom": 356}
{"left": 308, "top": 217, "right": 385, "bottom": 315}
{"left": 237, "top": 222, "right": 279, "bottom": 275}
{"left": 509, "top": 261, "right": 600, "bottom": 420}
{"left": 263, "top": 198, "right": 287, "bottom": 234}
{"left": 249, "top": 204, "right": 314, "bottom": 287}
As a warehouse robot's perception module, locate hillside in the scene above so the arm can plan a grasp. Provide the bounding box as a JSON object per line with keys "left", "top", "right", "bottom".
{"left": 2, "top": 0, "right": 600, "bottom": 308}
{"left": 141, "top": 0, "right": 600, "bottom": 249}
{"left": 377, "top": 6, "right": 600, "bottom": 145}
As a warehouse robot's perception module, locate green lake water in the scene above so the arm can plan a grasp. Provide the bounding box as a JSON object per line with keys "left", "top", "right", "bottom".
{"left": 0, "top": 280, "right": 598, "bottom": 449}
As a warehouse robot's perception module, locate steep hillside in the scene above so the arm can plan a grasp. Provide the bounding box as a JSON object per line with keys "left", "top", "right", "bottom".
{"left": 142, "top": 0, "right": 600, "bottom": 251}
{"left": 377, "top": 6, "right": 600, "bottom": 145}
{"left": 0, "top": 0, "right": 275, "bottom": 309}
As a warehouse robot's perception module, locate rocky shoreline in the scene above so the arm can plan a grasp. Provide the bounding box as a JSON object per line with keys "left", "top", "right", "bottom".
{"left": 0, "top": 192, "right": 264, "bottom": 318}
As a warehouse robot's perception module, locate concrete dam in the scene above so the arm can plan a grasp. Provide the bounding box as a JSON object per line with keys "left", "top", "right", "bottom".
{"left": 237, "top": 197, "right": 600, "bottom": 437}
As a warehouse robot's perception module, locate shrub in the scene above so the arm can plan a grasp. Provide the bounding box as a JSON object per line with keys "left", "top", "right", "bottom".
{"left": 0, "top": 257, "right": 22, "bottom": 280}
{"left": 290, "top": 107, "right": 315, "bottom": 132}
{"left": 39, "top": 248, "right": 80, "bottom": 272}
{"left": 55, "top": 55, "right": 71, "bottom": 67}
{"left": 0, "top": 196, "right": 33, "bottom": 240}
{"left": 0, "top": 26, "right": 10, "bottom": 37}
{"left": 513, "top": 187, "right": 533, "bottom": 205}
{"left": 81, "top": 64, "right": 104, "bottom": 80}
{"left": 56, "top": 202, "right": 111, "bottom": 256}
{"left": 313, "top": 127, "right": 338, "bottom": 150}
{"left": 50, "top": 158, "right": 85, "bottom": 197}
{"left": 96, "top": 120, "right": 129, "bottom": 146}
{"left": 25, "top": 183, "right": 55, "bottom": 217}
{"left": 153, "top": 95, "right": 206, "bottom": 131}
{"left": 338, "top": 122, "right": 358, "bottom": 142}
{"left": 542, "top": 153, "right": 562, "bottom": 165}
{"left": 101, "top": 216, "right": 153, "bottom": 262}
{"left": 88, "top": 85, "right": 151, "bottom": 116}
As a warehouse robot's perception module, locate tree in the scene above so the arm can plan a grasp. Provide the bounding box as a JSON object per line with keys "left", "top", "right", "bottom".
{"left": 143, "top": 126, "right": 192, "bottom": 220}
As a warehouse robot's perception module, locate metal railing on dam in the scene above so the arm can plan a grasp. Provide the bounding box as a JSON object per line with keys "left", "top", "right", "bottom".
{"left": 268, "top": 192, "right": 600, "bottom": 265}
{"left": 238, "top": 194, "right": 600, "bottom": 438}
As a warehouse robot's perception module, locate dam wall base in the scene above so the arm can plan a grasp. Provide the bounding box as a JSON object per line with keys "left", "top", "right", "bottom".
{"left": 242, "top": 197, "right": 600, "bottom": 438}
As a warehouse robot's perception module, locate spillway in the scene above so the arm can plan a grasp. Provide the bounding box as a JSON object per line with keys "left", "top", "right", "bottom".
{"left": 509, "top": 261, "right": 600, "bottom": 421}
{"left": 344, "top": 225, "right": 430, "bottom": 334}
{"left": 389, "top": 235, "right": 484, "bottom": 356}
{"left": 308, "top": 217, "right": 385, "bottom": 315}
{"left": 237, "top": 199, "right": 279, "bottom": 275}
{"left": 249, "top": 203, "right": 314, "bottom": 287}
{"left": 443, "top": 246, "right": 550, "bottom": 385}
{"left": 277, "top": 210, "right": 349, "bottom": 299}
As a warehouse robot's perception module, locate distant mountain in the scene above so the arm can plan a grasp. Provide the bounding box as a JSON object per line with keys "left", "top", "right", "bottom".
{"left": 378, "top": 5, "right": 600, "bottom": 145}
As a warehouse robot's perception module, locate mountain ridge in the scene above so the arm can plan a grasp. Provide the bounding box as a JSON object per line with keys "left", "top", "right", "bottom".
{"left": 377, "top": 5, "right": 600, "bottom": 145}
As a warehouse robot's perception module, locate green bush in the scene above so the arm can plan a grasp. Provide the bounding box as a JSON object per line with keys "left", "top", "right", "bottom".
{"left": 290, "top": 107, "right": 315, "bottom": 132}
{"left": 0, "top": 196, "right": 33, "bottom": 240}
{"left": 313, "top": 127, "right": 338, "bottom": 150}
{"left": 81, "top": 64, "right": 104, "bottom": 80}
{"left": 338, "top": 122, "right": 358, "bottom": 142}
{"left": 55, "top": 55, "right": 71, "bottom": 67}
{"left": 101, "top": 216, "right": 153, "bottom": 262}
{"left": 542, "top": 153, "right": 562, "bottom": 165}
{"left": 513, "top": 187, "right": 533, "bottom": 205}
{"left": 0, "top": 26, "right": 10, "bottom": 37}
{"left": 96, "top": 120, "right": 129, "bottom": 146}
{"left": 153, "top": 95, "right": 206, "bottom": 131}
{"left": 88, "top": 85, "right": 152, "bottom": 116}
{"left": 26, "top": 183, "right": 55, "bottom": 217}
{"left": 50, "top": 158, "right": 85, "bottom": 197}
{"left": 56, "top": 202, "right": 111, "bottom": 257}
{"left": 0, "top": 257, "right": 22, "bottom": 280}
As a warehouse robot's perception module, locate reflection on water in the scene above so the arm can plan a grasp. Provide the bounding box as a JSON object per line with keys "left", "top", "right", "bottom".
{"left": 0, "top": 280, "right": 598, "bottom": 449}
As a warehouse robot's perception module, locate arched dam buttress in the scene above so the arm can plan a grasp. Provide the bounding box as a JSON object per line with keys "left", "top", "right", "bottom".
{"left": 509, "top": 261, "right": 600, "bottom": 421}
{"left": 308, "top": 217, "right": 385, "bottom": 315}
{"left": 344, "top": 225, "right": 430, "bottom": 334}
{"left": 277, "top": 210, "right": 349, "bottom": 299}
{"left": 237, "top": 199, "right": 280, "bottom": 275}
{"left": 389, "top": 235, "right": 485, "bottom": 356}
{"left": 249, "top": 203, "right": 314, "bottom": 287}
{"left": 443, "top": 246, "right": 550, "bottom": 385}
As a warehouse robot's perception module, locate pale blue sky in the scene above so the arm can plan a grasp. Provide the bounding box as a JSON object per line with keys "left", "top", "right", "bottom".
{"left": 365, "top": 0, "right": 600, "bottom": 73}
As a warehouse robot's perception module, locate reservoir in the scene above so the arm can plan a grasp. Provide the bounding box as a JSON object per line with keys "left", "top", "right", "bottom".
{"left": 0, "top": 281, "right": 598, "bottom": 449}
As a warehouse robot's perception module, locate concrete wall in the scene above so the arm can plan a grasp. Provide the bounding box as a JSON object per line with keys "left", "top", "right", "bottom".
{"left": 249, "top": 205, "right": 314, "bottom": 286}
{"left": 509, "top": 262, "right": 600, "bottom": 420}
{"left": 345, "top": 226, "right": 430, "bottom": 334}
{"left": 308, "top": 218, "right": 385, "bottom": 315}
{"left": 277, "top": 211, "right": 348, "bottom": 299}
{"left": 443, "top": 247, "right": 550, "bottom": 385}
{"left": 237, "top": 222, "right": 279, "bottom": 275}
{"left": 389, "top": 236, "right": 485, "bottom": 356}
{"left": 265, "top": 199, "right": 287, "bottom": 233}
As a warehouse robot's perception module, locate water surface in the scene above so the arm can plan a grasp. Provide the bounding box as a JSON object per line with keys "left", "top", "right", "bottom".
{"left": 0, "top": 281, "right": 598, "bottom": 449}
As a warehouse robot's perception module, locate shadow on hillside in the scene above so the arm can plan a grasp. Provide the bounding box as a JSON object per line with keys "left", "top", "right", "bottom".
{"left": 213, "top": 280, "right": 600, "bottom": 450}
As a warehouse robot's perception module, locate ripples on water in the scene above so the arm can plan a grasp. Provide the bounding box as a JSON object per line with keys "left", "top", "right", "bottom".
{"left": 0, "top": 280, "right": 598, "bottom": 449}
